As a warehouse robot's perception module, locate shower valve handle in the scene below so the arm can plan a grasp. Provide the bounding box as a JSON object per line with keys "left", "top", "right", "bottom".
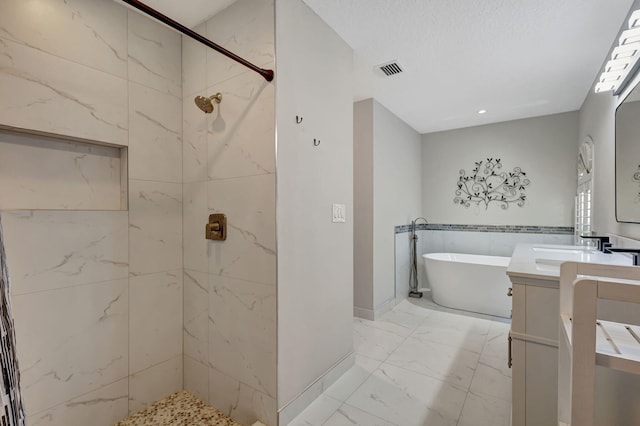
{"left": 205, "top": 213, "right": 227, "bottom": 241}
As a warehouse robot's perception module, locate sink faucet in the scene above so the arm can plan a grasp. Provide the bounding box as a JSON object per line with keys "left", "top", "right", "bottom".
{"left": 580, "top": 235, "right": 612, "bottom": 252}
{"left": 603, "top": 248, "right": 640, "bottom": 266}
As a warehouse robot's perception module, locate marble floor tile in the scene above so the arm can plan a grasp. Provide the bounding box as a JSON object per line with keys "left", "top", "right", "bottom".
{"left": 324, "top": 355, "right": 381, "bottom": 402}
{"left": 373, "top": 309, "right": 427, "bottom": 336}
{"left": 385, "top": 337, "right": 480, "bottom": 390}
{"left": 457, "top": 391, "right": 511, "bottom": 426}
{"left": 354, "top": 316, "right": 410, "bottom": 337}
{"left": 285, "top": 395, "right": 342, "bottom": 426}
{"left": 345, "top": 363, "right": 467, "bottom": 426}
{"left": 391, "top": 298, "right": 436, "bottom": 317}
{"left": 353, "top": 320, "right": 406, "bottom": 361}
{"left": 323, "top": 404, "right": 399, "bottom": 426}
{"left": 287, "top": 293, "right": 511, "bottom": 426}
{"left": 410, "top": 312, "right": 490, "bottom": 354}
{"left": 469, "top": 352, "right": 512, "bottom": 402}
{"left": 481, "top": 321, "right": 511, "bottom": 360}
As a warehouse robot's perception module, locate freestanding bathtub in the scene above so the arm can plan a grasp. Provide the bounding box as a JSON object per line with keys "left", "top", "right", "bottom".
{"left": 422, "top": 253, "right": 512, "bottom": 318}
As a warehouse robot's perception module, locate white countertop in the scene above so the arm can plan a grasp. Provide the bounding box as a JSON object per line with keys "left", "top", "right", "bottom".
{"left": 507, "top": 243, "right": 633, "bottom": 281}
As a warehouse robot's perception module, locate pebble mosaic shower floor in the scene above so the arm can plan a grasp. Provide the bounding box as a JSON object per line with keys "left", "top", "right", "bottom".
{"left": 115, "top": 390, "right": 240, "bottom": 426}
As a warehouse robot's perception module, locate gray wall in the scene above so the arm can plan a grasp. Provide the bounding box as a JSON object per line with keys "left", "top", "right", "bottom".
{"left": 276, "top": 0, "right": 354, "bottom": 415}
{"left": 354, "top": 100, "right": 375, "bottom": 313}
{"left": 422, "top": 112, "right": 579, "bottom": 226}
{"left": 354, "top": 99, "right": 422, "bottom": 317}
{"left": 578, "top": 0, "right": 640, "bottom": 240}
{"left": 580, "top": 78, "right": 640, "bottom": 239}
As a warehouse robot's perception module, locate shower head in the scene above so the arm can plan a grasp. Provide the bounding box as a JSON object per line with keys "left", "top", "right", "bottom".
{"left": 194, "top": 92, "right": 222, "bottom": 113}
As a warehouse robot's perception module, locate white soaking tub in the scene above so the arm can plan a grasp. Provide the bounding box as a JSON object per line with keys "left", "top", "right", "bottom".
{"left": 422, "top": 253, "right": 512, "bottom": 318}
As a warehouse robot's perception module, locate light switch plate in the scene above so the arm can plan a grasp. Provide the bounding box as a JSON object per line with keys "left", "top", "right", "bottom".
{"left": 332, "top": 204, "right": 346, "bottom": 223}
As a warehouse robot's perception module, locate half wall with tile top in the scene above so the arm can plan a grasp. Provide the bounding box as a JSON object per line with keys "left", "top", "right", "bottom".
{"left": 394, "top": 223, "right": 575, "bottom": 299}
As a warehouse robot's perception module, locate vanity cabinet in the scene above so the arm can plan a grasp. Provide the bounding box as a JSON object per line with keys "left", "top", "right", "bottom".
{"left": 509, "top": 278, "right": 560, "bottom": 426}
{"left": 506, "top": 244, "right": 631, "bottom": 426}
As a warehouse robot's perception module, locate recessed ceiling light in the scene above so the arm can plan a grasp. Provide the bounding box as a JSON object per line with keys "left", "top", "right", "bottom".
{"left": 477, "top": 109, "right": 487, "bottom": 114}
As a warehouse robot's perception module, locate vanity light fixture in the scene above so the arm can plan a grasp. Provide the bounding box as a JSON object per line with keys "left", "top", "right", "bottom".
{"left": 595, "top": 9, "right": 640, "bottom": 94}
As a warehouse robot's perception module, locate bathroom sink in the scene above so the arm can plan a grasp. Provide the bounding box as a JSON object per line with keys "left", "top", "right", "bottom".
{"left": 534, "top": 258, "right": 563, "bottom": 272}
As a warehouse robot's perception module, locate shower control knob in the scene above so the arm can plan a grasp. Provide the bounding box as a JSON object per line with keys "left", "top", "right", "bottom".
{"left": 205, "top": 213, "right": 227, "bottom": 241}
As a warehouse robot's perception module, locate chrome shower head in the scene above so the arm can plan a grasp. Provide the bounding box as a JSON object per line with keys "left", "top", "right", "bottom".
{"left": 194, "top": 92, "right": 222, "bottom": 113}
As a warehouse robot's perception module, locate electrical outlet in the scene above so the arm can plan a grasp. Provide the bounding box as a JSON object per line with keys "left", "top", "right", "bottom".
{"left": 332, "top": 204, "right": 346, "bottom": 223}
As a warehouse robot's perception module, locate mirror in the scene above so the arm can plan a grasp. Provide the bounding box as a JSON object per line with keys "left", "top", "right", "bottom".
{"left": 616, "top": 83, "right": 640, "bottom": 223}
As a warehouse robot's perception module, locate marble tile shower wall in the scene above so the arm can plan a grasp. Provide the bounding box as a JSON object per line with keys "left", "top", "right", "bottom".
{"left": 395, "top": 228, "right": 574, "bottom": 298}
{"left": 181, "top": 0, "right": 277, "bottom": 425}
{"left": 0, "top": 0, "right": 182, "bottom": 424}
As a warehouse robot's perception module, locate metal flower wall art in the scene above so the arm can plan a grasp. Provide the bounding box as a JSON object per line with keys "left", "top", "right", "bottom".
{"left": 454, "top": 158, "right": 530, "bottom": 210}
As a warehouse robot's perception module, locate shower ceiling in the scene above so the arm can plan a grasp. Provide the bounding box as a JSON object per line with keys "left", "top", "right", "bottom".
{"left": 138, "top": 0, "right": 238, "bottom": 28}
{"left": 132, "top": 0, "right": 633, "bottom": 134}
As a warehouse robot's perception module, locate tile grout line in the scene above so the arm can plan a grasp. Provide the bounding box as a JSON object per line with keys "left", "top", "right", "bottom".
{"left": 316, "top": 303, "right": 511, "bottom": 426}
{"left": 320, "top": 400, "right": 402, "bottom": 426}
{"left": 454, "top": 317, "right": 495, "bottom": 426}
{"left": 319, "top": 312, "right": 425, "bottom": 426}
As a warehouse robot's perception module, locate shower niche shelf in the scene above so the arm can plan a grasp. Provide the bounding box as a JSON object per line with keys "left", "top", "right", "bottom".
{"left": 0, "top": 126, "right": 127, "bottom": 211}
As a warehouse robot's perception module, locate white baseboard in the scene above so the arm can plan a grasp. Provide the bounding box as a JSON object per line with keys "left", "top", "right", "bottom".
{"left": 278, "top": 352, "right": 355, "bottom": 425}
{"left": 353, "top": 306, "right": 374, "bottom": 320}
{"left": 354, "top": 298, "right": 398, "bottom": 321}
{"left": 373, "top": 298, "right": 397, "bottom": 319}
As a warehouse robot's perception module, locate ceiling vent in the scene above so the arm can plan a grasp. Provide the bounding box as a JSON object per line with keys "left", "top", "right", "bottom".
{"left": 377, "top": 61, "right": 404, "bottom": 77}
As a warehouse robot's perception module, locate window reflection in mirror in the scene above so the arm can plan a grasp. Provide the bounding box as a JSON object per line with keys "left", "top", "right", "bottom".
{"left": 616, "top": 82, "right": 640, "bottom": 223}
{"left": 576, "top": 137, "right": 593, "bottom": 242}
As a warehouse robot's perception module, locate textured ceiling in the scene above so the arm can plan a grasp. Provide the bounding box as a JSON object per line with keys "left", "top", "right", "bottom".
{"left": 128, "top": 0, "right": 633, "bottom": 134}
{"left": 303, "top": 0, "right": 634, "bottom": 133}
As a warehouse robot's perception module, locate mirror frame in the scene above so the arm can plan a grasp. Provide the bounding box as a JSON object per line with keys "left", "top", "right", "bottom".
{"left": 615, "top": 71, "right": 640, "bottom": 223}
